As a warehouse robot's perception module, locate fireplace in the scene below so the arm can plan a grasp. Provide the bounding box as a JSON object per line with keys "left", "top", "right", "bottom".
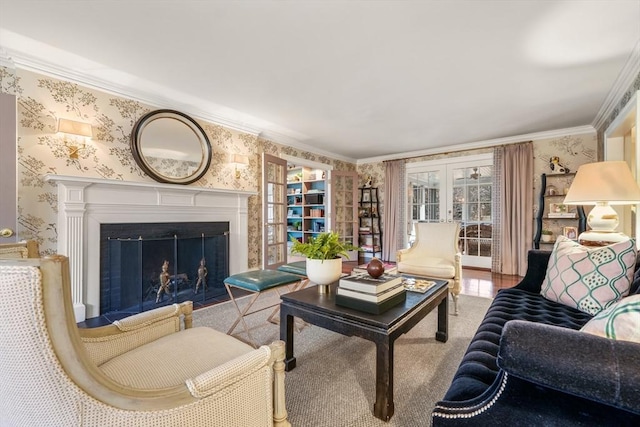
{"left": 44, "top": 174, "right": 256, "bottom": 321}
{"left": 101, "top": 222, "right": 230, "bottom": 316}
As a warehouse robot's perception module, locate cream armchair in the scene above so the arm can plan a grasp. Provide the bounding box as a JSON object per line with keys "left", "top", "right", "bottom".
{"left": 396, "top": 222, "right": 462, "bottom": 314}
{"left": 0, "top": 240, "right": 39, "bottom": 258}
{"left": 0, "top": 256, "right": 290, "bottom": 427}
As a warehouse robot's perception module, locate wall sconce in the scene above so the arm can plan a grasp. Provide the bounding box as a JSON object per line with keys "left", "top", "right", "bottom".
{"left": 57, "top": 118, "right": 92, "bottom": 159}
{"left": 231, "top": 154, "right": 249, "bottom": 179}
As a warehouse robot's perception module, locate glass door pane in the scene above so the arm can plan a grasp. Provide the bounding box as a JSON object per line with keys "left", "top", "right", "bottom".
{"left": 262, "top": 153, "right": 288, "bottom": 269}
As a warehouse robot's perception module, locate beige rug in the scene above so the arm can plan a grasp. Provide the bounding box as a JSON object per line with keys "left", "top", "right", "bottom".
{"left": 193, "top": 291, "right": 492, "bottom": 427}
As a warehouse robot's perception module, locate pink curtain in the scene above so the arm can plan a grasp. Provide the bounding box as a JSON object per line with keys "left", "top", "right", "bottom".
{"left": 494, "top": 142, "right": 533, "bottom": 276}
{"left": 382, "top": 160, "right": 405, "bottom": 261}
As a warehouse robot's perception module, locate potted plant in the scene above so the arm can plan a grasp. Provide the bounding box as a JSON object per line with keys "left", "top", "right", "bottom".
{"left": 290, "top": 232, "right": 359, "bottom": 292}
{"left": 541, "top": 229, "right": 553, "bottom": 243}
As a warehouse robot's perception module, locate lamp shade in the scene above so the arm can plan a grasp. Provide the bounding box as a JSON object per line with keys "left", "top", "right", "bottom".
{"left": 57, "top": 118, "right": 92, "bottom": 137}
{"left": 563, "top": 161, "right": 640, "bottom": 205}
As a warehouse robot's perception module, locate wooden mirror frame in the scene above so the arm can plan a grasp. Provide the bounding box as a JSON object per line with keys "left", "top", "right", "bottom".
{"left": 131, "top": 109, "right": 212, "bottom": 185}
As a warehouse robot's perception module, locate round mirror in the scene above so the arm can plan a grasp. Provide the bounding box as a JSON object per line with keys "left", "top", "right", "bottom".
{"left": 131, "top": 109, "right": 212, "bottom": 184}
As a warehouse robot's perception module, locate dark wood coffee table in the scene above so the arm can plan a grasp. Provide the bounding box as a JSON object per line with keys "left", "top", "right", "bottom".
{"left": 279, "top": 279, "right": 449, "bottom": 421}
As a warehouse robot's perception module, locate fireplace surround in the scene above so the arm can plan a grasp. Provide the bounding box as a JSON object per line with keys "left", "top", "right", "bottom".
{"left": 44, "top": 175, "right": 256, "bottom": 322}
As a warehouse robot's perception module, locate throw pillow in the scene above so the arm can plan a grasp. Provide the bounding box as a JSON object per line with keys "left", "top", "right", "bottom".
{"left": 581, "top": 295, "right": 640, "bottom": 343}
{"left": 541, "top": 236, "right": 637, "bottom": 315}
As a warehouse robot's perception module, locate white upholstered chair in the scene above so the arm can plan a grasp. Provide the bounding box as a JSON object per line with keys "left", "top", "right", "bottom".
{"left": 396, "top": 222, "right": 462, "bottom": 314}
{"left": 0, "top": 255, "right": 290, "bottom": 427}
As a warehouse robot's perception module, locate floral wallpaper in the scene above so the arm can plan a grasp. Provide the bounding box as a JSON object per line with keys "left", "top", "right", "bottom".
{"left": 1, "top": 66, "right": 356, "bottom": 268}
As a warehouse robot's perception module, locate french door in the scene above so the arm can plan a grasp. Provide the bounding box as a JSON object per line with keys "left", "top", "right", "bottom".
{"left": 262, "top": 153, "right": 288, "bottom": 269}
{"left": 406, "top": 154, "right": 493, "bottom": 268}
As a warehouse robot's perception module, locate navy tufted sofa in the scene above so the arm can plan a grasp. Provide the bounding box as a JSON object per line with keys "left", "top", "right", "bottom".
{"left": 432, "top": 250, "right": 640, "bottom": 426}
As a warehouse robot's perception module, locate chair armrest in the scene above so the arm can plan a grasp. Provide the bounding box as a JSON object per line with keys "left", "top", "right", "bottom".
{"left": 498, "top": 320, "right": 640, "bottom": 414}
{"left": 79, "top": 302, "right": 193, "bottom": 366}
{"left": 512, "top": 250, "right": 551, "bottom": 293}
{"left": 396, "top": 247, "right": 411, "bottom": 262}
{"left": 186, "top": 340, "right": 289, "bottom": 426}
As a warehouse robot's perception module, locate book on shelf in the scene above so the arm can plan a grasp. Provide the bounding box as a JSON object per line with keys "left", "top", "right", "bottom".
{"left": 337, "top": 282, "right": 405, "bottom": 303}
{"left": 548, "top": 212, "right": 576, "bottom": 218}
{"left": 339, "top": 273, "right": 403, "bottom": 293}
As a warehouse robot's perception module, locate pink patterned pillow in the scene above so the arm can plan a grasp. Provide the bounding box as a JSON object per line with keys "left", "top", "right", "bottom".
{"left": 541, "top": 236, "right": 637, "bottom": 315}
{"left": 580, "top": 295, "right": 640, "bottom": 343}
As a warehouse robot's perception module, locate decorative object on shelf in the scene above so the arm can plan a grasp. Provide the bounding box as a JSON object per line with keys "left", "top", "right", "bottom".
{"left": 547, "top": 185, "right": 558, "bottom": 196}
{"left": 57, "top": 118, "right": 92, "bottom": 159}
{"left": 290, "top": 232, "right": 360, "bottom": 293}
{"left": 364, "top": 175, "right": 373, "bottom": 187}
{"left": 549, "top": 156, "right": 570, "bottom": 174}
{"left": 541, "top": 229, "right": 553, "bottom": 242}
{"left": 563, "top": 161, "right": 640, "bottom": 245}
{"left": 366, "top": 257, "right": 385, "bottom": 278}
{"left": 562, "top": 226, "right": 578, "bottom": 240}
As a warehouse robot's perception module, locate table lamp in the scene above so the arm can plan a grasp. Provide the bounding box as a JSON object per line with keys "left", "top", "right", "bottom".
{"left": 563, "top": 161, "right": 640, "bottom": 245}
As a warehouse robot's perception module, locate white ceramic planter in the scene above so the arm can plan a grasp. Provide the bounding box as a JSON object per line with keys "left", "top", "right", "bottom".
{"left": 306, "top": 258, "right": 342, "bottom": 293}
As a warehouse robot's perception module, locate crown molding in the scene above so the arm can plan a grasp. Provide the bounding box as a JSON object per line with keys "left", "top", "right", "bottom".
{"left": 592, "top": 39, "right": 640, "bottom": 131}
{"left": 259, "top": 130, "right": 357, "bottom": 163}
{"left": 2, "top": 46, "right": 267, "bottom": 136}
{"left": 356, "top": 125, "right": 596, "bottom": 164}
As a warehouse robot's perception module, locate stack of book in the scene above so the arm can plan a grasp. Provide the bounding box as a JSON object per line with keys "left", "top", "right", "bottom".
{"left": 335, "top": 273, "right": 406, "bottom": 314}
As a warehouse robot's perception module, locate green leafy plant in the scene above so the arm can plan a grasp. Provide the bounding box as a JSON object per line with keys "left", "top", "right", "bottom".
{"left": 290, "top": 231, "right": 360, "bottom": 260}
{"left": 541, "top": 229, "right": 553, "bottom": 235}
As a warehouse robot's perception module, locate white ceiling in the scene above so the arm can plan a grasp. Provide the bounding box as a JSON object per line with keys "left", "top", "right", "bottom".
{"left": 1, "top": 1, "right": 639, "bottom": 162}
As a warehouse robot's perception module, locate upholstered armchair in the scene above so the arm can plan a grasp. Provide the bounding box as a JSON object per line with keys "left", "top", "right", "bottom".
{"left": 396, "top": 222, "right": 462, "bottom": 314}
{"left": 0, "top": 240, "right": 39, "bottom": 258}
{"left": 0, "top": 255, "right": 290, "bottom": 427}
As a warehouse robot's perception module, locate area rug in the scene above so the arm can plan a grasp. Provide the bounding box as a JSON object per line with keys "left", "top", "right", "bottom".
{"left": 193, "top": 292, "right": 492, "bottom": 427}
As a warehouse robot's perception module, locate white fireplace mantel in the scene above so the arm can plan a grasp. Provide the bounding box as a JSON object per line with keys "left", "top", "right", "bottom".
{"left": 44, "top": 174, "right": 257, "bottom": 322}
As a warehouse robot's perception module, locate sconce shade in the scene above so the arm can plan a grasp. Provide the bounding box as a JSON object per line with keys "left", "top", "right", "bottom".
{"left": 563, "top": 161, "right": 640, "bottom": 205}
{"left": 57, "top": 119, "right": 92, "bottom": 137}
{"left": 231, "top": 154, "right": 249, "bottom": 166}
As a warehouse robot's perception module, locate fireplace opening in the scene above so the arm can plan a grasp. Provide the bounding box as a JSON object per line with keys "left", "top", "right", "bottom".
{"left": 100, "top": 222, "right": 230, "bottom": 317}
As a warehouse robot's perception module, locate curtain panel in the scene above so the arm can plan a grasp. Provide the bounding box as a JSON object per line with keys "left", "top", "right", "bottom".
{"left": 382, "top": 160, "right": 405, "bottom": 261}
{"left": 493, "top": 142, "right": 533, "bottom": 276}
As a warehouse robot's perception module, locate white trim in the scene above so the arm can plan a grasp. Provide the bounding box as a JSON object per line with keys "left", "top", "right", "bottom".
{"left": 406, "top": 153, "right": 494, "bottom": 171}
{"left": 357, "top": 126, "right": 594, "bottom": 164}
{"left": 593, "top": 39, "right": 640, "bottom": 131}
{"left": 603, "top": 90, "right": 638, "bottom": 139}
{"left": 280, "top": 153, "right": 334, "bottom": 170}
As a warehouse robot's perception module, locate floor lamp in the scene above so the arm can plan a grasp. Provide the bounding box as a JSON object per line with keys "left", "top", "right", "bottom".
{"left": 563, "top": 161, "right": 640, "bottom": 246}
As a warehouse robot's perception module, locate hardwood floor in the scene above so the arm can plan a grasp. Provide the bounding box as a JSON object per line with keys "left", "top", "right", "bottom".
{"left": 343, "top": 261, "right": 521, "bottom": 298}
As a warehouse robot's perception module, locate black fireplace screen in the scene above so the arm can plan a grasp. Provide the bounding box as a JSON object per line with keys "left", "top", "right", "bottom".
{"left": 100, "top": 222, "right": 229, "bottom": 316}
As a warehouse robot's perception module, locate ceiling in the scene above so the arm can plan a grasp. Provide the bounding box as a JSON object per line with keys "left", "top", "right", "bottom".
{"left": 1, "top": 1, "right": 639, "bottom": 162}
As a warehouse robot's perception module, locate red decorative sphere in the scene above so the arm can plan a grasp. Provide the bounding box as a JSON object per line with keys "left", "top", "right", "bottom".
{"left": 367, "top": 258, "right": 385, "bottom": 279}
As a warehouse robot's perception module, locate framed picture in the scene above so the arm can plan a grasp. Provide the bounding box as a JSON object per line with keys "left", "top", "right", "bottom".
{"left": 563, "top": 226, "right": 578, "bottom": 240}
{"left": 362, "top": 192, "right": 370, "bottom": 202}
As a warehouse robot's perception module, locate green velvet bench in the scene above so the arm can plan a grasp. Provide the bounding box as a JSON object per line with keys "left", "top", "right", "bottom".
{"left": 224, "top": 269, "right": 307, "bottom": 347}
